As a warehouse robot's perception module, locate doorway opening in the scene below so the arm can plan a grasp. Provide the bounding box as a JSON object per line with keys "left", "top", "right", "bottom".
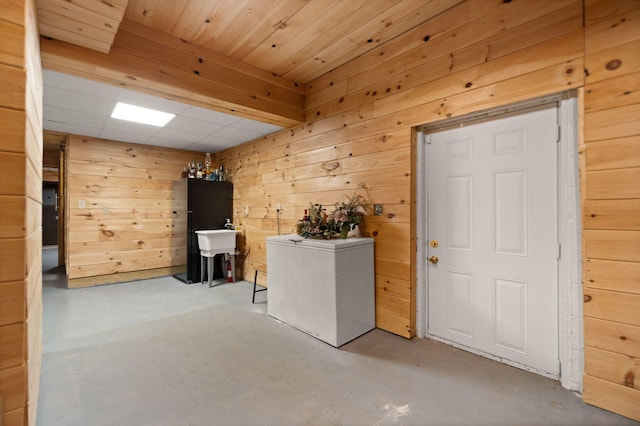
{"left": 42, "top": 182, "right": 58, "bottom": 246}
{"left": 42, "top": 131, "right": 67, "bottom": 270}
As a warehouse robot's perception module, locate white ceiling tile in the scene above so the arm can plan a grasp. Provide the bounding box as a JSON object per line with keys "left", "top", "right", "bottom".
{"left": 103, "top": 117, "right": 164, "bottom": 136}
{"left": 232, "top": 119, "right": 283, "bottom": 134}
{"left": 45, "top": 86, "right": 116, "bottom": 116}
{"left": 182, "top": 106, "right": 244, "bottom": 125}
{"left": 43, "top": 72, "right": 284, "bottom": 150}
{"left": 45, "top": 70, "right": 121, "bottom": 100}
{"left": 117, "top": 91, "right": 191, "bottom": 115}
{"left": 195, "top": 136, "right": 249, "bottom": 153}
{"left": 213, "top": 126, "right": 262, "bottom": 142}
{"left": 148, "top": 137, "right": 195, "bottom": 149}
{"left": 166, "top": 116, "right": 224, "bottom": 135}
{"left": 155, "top": 127, "right": 206, "bottom": 143}
{"left": 184, "top": 142, "right": 221, "bottom": 153}
{"left": 44, "top": 120, "right": 102, "bottom": 138}
{"left": 98, "top": 129, "right": 152, "bottom": 145}
{"left": 191, "top": 139, "right": 244, "bottom": 152}
{"left": 44, "top": 105, "right": 107, "bottom": 128}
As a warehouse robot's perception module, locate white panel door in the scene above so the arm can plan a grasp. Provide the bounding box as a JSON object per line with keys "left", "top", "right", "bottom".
{"left": 427, "top": 104, "right": 559, "bottom": 377}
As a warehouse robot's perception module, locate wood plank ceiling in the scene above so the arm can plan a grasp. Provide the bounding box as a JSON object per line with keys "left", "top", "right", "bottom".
{"left": 37, "top": 0, "right": 460, "bottom": 124}
{"left": 121, "top": 0, "right": 451, "bottom": 84}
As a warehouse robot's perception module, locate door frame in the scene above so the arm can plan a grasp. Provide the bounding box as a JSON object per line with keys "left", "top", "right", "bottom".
{"left": 415, "top": 91, "right": 582, "bottom": 391}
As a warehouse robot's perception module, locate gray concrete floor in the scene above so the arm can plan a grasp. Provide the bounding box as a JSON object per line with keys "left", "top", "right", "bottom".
{"left": 38, "top": 248, "right": 637, "bottom": 426}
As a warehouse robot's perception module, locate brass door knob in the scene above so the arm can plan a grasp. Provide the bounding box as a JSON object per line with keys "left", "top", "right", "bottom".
{"left": 428, "top": 256, "right": 439, "bottom": 264}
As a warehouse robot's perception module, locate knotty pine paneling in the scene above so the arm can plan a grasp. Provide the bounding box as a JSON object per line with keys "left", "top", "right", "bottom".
{"left": 585, "top": 40, "right": 640, "bottom": 84}
{"left": 585, "top": 317, "right": 640, "bottom": 357}
{"left": 37, "top": 0, "right": 127, "bottom": 53}
{"left": 25, "top": 0, "right": 42, "bottom": 422}
{"left": 65, "top": 136, "right": 204, "bottom": 287}
{"left": 584, "top": 288, "right": 640, "bottom": 327}
{"left": 585, "top": 73, "right": 640, "bottom": 112}
{"left": 216, "top": 0, "right": 586, "bottom": 340}
{"left": 585, "top": 0, "right": 640, "bottom": 25}
{"left": 583, "top": 0, "right": 640, "bottom": 420}
{"left": 585, "top": 136, "right": 640, "bottom": 171}
{"left": 0, "top": 323, "right": 23, "bottom": 370}
{"left": 584, "top": 104, "right": 640, "bottom": 141}
{"left": 584, "top": 259, "right": 640, "bottom": 294}
{"left": 585, "top": 168, "right": 640, "bottom": 200}
{"left": 583, "top": 375, "right": 640, "bottom": 421}
{"left": 309, "top": 2, "right": 582, "bottom": 119}
{"left": 585, "top": 346, "right": 639, "bottom": 389}
{"left": 0, "top": 19, "right": 24, "bottom": 68}
{"left": 0, "top": 0, "right": 42, "bottom": 424}
{"left": 583, "top": 199, "right": 640, "bottom": 230}
{"left": 0, "top": 281, "right": 24, "bottom": 327}
{"left": 0, "top": 108, "right": 25, "bottom": 154}
{"left": 584, "top": 230, "right": 640, "bottom": 263}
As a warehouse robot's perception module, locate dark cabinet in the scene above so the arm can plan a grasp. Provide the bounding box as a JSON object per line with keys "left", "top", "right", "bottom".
{"left": 172, "top": 179, "right": 233, "bottom": 283}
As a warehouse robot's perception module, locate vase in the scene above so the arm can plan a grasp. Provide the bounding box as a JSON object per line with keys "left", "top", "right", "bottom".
{"left": 340, "top": 225, "right": 349, "bottom": 239}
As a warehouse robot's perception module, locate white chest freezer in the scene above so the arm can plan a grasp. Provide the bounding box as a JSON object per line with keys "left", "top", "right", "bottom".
{"left": 266, "top": 234, "right": 375, "bottom": 347}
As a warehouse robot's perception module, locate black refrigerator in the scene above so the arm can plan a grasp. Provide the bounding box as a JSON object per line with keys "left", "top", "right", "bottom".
{"left": 172, "top": 179, "right": 233, "bottom": 284}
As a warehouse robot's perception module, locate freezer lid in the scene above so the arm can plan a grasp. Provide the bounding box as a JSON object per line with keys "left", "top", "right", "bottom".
{"left": 266, "top": 234, "right": 373, "bottom": 251}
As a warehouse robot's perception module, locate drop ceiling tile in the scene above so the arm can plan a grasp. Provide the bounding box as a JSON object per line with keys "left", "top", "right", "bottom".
{"left": 43, "top": 72, "right": 286, "bottom": 151}
{"left": 213, "top": 126, "right": 262, "bottom": 142}
{"left": 166, "top": 116, "right": 224, "bottom": 135}
{"left": 148, "top": 137, "right": 195, "bottom": 149}
{"left": 45, "top": 86, "right": 116, "bottom": 116}
{"left": 98, "top": 129, "right": 152, "bottom": 145}
{"left": 44, "top": 105, "right": 107, "bottom": 128}
{"left": 196, "top": 135, "right": 246, "bottom": 153}
{"left": 43, "top": 120, "right": 102, "bottom": 138}
{"left": 154, "top": 127, "right": 206, "bottom": 143}
{"left": 103, "top": 117, "right": 164, "bottom": 136}
{"left": 198, "top": 134, "right": 234, "bottom": 145}
{"left": 184, "top": 142, "right": 219, "bottom": 153}
{"left": 117, "top": 91, "right": 191, "bottom": 115}
{"left": 182, "top": 106, "right": 244, "bottom": 126}
{"left": 44, "top": 70, "right": 121, "bottom": 100}
{"left": 232, "top": 119, "right": 283, "bottom": 134}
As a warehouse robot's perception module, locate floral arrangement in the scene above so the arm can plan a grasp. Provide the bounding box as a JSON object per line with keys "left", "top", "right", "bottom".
{"left": 331, "top": 193, "right": 366, "bottom": 238}
{"left": 297, "top": 194, "right": 367, "bottom": 239}
{"left": 296, "top": 203, "right": 334, "bottom": 239}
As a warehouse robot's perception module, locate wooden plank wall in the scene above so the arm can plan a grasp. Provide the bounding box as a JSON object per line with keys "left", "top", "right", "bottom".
{"left": 582, "top": 0, "right": 640, "bottom": 421}
{"left": 215, "top": 0, "right": 585, "bottom": 338}
{"left": 65, "top": 136, "right": 207, "bottom": 287}
{"left": 0, "top": 0, "right": 43, "bottom": 424}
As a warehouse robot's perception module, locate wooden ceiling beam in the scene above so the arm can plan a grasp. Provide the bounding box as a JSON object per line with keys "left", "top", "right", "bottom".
{"left": 40, "top": 21, "right": 305, "bottom": 128}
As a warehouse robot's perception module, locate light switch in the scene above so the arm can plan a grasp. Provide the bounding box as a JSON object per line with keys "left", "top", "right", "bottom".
{"left": 78, "top": 199, "right": 86, "bottom": 209}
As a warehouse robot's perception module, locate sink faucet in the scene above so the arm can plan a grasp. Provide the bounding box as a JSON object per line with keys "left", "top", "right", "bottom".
{"left": 224, "top": 219, "right": 234, "bottom": 229}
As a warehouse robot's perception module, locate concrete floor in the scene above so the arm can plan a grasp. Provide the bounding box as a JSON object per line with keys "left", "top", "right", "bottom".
{"left": 38, "top": 248, "right": 637, "bottom": 426}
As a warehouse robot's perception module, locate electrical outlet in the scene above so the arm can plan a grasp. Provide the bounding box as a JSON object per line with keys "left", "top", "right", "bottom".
{"left": 244, "top": 206, "right": 250, "bottom": 215}
{"left": 78, "top": 199, "right": 86, "bottom": 209}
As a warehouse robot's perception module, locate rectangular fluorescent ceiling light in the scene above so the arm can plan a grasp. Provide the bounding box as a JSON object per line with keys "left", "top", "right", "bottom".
{"left": 111, "top": 102, "right": 175, "bottom": 127}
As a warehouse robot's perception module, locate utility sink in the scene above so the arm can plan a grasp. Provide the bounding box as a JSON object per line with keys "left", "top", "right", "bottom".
{"left": 195, "top": 229, "right": 237, "bottom": 256}
{"left": 195, "top": 229, "right": 238, "bottom": 287}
